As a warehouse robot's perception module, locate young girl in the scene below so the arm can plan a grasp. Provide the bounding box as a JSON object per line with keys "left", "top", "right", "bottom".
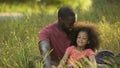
{"left": 58, "top": 23, "right": 100, "bottom": 68}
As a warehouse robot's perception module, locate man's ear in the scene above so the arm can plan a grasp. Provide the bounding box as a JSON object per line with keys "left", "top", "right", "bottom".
{"left": 59, "top": 17, "right": 64, "bottom": 22}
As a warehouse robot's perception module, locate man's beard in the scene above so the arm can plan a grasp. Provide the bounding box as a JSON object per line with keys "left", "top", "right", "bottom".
{"left": 61, "top": 25, "right": 72, "bottom": 35}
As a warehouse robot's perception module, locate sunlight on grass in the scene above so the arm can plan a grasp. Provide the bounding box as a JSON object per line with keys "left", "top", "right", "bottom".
{"left": 62, "top": 0, "right": 92, "bottom": 12}
{"left": 44, "top": 6, "right": 58, "bottom": 15}
{"left": 0, "top": 3, "right": 40, "bottom": 14}
{"left": 79, "top": 0, "right": 92, "bottom": 12}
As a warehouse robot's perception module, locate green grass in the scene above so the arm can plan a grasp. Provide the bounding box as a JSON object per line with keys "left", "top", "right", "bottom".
{"left": 0, "top": 14, "right": 120, "bottom": 68}
{"left": 0, "top": 14, "right": 57, "bottom": 68}
{"left": 0, "top": 0, "right": 120, "bottom": 68}
{"left": 0, "top": 3, "right": 37, "bottom": 14}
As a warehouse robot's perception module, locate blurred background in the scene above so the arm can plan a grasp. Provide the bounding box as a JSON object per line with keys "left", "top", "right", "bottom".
{"left": 0, "top": 0, "right": 120, "bottom": 68}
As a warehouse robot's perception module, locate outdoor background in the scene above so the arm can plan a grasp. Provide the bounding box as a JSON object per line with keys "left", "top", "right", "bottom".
{"left": 0, "top": 0, "right": 120, "bottom": 68}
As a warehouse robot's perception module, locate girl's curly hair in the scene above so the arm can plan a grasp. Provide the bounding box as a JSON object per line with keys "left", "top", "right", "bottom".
{"left": 69, "top": 22, "right": 100, "bottom": 51}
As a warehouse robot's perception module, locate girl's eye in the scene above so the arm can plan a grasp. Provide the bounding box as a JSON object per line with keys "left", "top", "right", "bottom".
{"left": 77, "top": 37, "right": 87, "bottom": 40}
{"left": 83, "top": 38, "right": 87, "bottom": 39}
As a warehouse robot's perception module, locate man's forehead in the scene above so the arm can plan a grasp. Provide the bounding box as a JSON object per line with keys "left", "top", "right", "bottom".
{"left": 66, "top": 16, "right": 75, "bottom": 20}
{"left": 67, "top": 14, "right": 77, "bottom": 19}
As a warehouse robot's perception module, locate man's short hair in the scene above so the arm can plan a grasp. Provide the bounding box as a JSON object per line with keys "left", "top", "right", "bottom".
{"left": 58, "top": 6, "right": 75, "bottom": 19}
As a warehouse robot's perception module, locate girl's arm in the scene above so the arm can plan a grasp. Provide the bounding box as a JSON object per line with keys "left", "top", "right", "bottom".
{"left": 57, "top": 51, "right": 69, "bottom": 68}
{"left": 88, "top": 55, "right": 97, "bottom": 68}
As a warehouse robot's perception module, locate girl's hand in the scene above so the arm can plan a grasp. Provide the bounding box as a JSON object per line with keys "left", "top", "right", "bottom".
{"left": 57, "top": 64, "right": 63, "bottom": 68}
{"left": 52, "top": 65, "right": 57, "bottom": 68}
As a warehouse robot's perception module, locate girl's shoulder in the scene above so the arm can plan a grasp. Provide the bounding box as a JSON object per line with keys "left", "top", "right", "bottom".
{"left": 66, "top": 45, "right": 76, "bottom": 53}
{"left": 85, "top": 49, "right": 95, "bottom": 56}
{"left": 67, "top": 45, "right": 76, "bottom": 49}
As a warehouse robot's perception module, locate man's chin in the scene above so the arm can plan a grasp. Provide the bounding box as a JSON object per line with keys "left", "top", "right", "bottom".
{"left": 61, "top": 27, "right": 72, "bottom": 33}
{"left": 68, "top": 28, "right": 73, "bottom": 31}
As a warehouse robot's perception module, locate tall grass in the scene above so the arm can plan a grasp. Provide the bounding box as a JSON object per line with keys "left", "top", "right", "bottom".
{"left": 0, "top": 14, "right": 120, "bottom": 68}
{"left": 0, "top": 0, "right": 120, "bottom": 68}
{"left": 98, "top": 21, "right": 120, "bottom": 53}
{"left": 0, "top": 14, "right": 56, "bottom": 68}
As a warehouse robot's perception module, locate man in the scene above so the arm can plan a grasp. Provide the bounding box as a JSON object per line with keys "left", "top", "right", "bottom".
{"left": 39, "top": 6, "right": 76, "bottom": 68}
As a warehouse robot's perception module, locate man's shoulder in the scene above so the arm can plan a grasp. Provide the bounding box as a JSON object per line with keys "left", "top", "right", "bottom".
{"left": 45, "top": 21, "right": 58, "bottom": 29}
{"left": 39, "top": 21, "right": 58, "bottom": 36}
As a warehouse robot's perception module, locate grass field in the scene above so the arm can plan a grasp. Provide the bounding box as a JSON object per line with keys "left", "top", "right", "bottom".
{"left": 0, "top": 0, "right": 120, "bottom": 68}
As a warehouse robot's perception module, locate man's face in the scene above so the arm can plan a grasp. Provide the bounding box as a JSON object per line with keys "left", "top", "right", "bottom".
{"left": 60, "top": 16, "right": 76, "bottom": 33}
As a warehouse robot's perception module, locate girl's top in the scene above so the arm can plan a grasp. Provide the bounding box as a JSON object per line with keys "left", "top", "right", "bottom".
{"left": 66, "top": 46, "right": 95, "bottom": 67}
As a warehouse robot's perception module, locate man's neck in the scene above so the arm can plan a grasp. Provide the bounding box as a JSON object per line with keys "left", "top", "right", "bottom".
{"left": 57, "top": 21, "right": 63, "bottom": 31}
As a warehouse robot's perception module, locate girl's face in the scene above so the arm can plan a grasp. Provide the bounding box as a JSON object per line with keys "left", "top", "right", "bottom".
{"left": 76, "top": 31, "right": 89, "bottom": 47}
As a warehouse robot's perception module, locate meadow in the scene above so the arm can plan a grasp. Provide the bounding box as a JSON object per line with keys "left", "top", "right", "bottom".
{"left": 0, "top": 0, "right": 120, "bottom": 68}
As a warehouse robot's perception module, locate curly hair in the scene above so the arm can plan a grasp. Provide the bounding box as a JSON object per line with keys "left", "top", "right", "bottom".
{"left": 69, "top": 22, "right": 100, "bottom": 51}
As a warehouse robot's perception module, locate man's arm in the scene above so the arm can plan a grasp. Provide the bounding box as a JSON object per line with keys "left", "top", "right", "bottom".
{"left": 38, "top": 40, "right": 52, "bottom": 68}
